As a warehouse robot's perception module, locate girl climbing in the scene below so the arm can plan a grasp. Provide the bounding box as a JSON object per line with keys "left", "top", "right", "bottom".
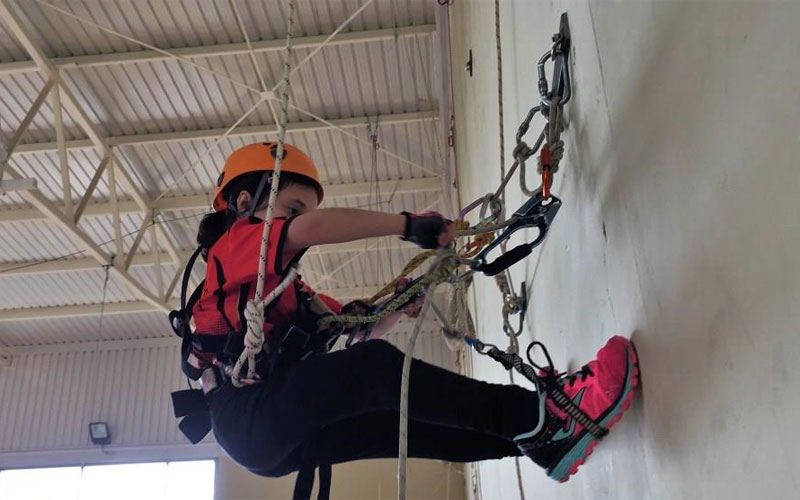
{"left": 174, "top": 142, "right": 640, "bottom": 499}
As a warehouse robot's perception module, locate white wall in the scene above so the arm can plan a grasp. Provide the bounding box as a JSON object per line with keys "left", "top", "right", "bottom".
{"left": 0, "top": 332, "right": 464, "bottom": 498}
{"left": 451, "top": 1, "right": 800, "bottom": 499}
{"left": 0, "top": 338, "right": 219, "bottom": 468}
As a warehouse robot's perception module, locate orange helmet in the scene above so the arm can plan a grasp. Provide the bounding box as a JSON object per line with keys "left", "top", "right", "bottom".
{"left": 213, "top": 142, "right": 323, "bottom": 211}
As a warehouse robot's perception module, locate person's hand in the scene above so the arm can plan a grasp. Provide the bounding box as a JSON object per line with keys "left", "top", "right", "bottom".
{"left": 401, "top": 211, "right": 454, "bottom": 249}
{"left": 395, "top": 278, "right": 423, "bottom": 318}
{"left": 438, "top": 220, "right": 456, "bottom": 247}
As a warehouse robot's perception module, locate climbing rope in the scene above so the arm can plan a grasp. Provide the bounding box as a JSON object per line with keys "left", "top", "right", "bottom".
{"left": 318, "top": 252, "right": 459, "bottom": 329}
{"left": 366, "top": 250, "right": 436, "bottom": 305}
{"left": 397, "top": 252, "right": 448, "bottom": 500}
{"left": 204, "top": 5, "right": 571, "bottom": 498}
{"left": 230, "top": 0, "right": 295, "bottom": 385}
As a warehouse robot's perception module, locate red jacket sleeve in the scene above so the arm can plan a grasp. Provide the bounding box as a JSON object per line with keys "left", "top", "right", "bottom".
{"left": 298, "top": 281, "right": 344, "bottom": 314}
{"left": 316, "top": 293, "right": 344, "bottom": 314}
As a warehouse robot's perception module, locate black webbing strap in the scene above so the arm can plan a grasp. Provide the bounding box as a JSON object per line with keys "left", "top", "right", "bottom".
{"left": 292, "top": 437, "right": 332, "bottom": 500}
{"left": 317, "top": 464, "right": 332, "bottom": 500}
{"left": 171, "top": 389, "right": 208, "bottom": 417}
{"left": 177, "top": 411, "right": 212, "bottom": 444}
{"left": 169, "top": 247, "right": 206, "bottom": 381}
{"left": 213, "top": 256, "right": 236, "bottom": 332}
{"left": 293, "top": 464, "right": 331, "bottom": 500}
{"left": 170, "top": 247, "right": 214, "bottom": 444}
{"left": 181, "top": 247, "right": 204, "bottom": 308}
{"left": 486, "top": 346, "right": 608, "bottom": 439}
{"left": 172, "top": 389, "right": 211, "bottom": 444}
{"left": 248, "top": 142, "right": 282, "bottom": 218}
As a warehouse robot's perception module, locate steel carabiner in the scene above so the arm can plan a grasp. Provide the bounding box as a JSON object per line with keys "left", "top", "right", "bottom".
{"left": 470, "top": 191, "right": 562, "bottom": 276}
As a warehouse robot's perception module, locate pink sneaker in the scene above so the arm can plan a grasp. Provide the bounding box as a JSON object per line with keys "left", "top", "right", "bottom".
{"left": 514, "top": 336, "right": 640, "bottom": 482}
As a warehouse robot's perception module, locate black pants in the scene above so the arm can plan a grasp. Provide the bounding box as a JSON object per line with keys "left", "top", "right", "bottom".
{"left": 207, "top": 339, "right": 538, "bottom": 477}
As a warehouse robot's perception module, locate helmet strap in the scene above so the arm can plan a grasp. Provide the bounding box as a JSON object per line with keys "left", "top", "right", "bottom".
{"left": 249, "top": 169, "right": 273, "bottom": 218}
{"left": 227, "top": 193, "right": 247, "bottom": 219}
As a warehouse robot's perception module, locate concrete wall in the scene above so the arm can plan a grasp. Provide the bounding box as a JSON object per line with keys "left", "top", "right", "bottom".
{"left": 450, "top": 1, "right": 800, "bottom": 499}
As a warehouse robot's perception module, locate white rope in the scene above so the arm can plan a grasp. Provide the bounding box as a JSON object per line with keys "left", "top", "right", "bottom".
{"left": 154, "top": 95, "right": 267, "bottom": 202}
{"left": 288, "top": 103, "right": 439, "bottom": 177}
{"left": 37, "top": 0, "right": 435, "bottom": 205}
{"left": 279, "top": 0, "right": 377, "bottom": 90}
{"left": 398, "top": 285, "right": 436, "bottom": 500}
{"left": 230, "top": 0, "right": 295, "bottom": 383}
{"left": 231, "top": 267, "right": 298, "bottom": 385}
{"left": 229, "top": 0, "right": 269, "bottom": 93}
{"left": 34, "top": 0, "right": 261, "bottom": 95}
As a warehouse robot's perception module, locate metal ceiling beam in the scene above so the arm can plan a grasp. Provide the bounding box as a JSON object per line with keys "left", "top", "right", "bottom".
{"left": 2, "top": 166, "right": 167, "bottom": 312}
{"left": 0, "top": 77, "right": 55, "bottom": 179}
{"left": 11, "top": 110, "right": 437, "bottom": 155}
{"left": 0, "top": 239, "right": 417, "bottom": 276}
{"left": 0, "top": 0, "right": 175, "bottom": 312}
{"left": 0, "top": 285, "right": 388, "bottom": 321}
{"left": 0, "top": 177, "right": 441, "bottom": 222}
{"left": 0, "top": 25, "right": 435, "bottom": 76}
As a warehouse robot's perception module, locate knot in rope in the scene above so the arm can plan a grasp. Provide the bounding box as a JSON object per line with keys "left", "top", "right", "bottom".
{"left": 513, "top": 141, "right": 534, "bottom": 162}
{"left": 243, "top": 299, "right": 266, "bottom": 352}
{"left": 226, "top": 299, "right": 267, "bottom": 387}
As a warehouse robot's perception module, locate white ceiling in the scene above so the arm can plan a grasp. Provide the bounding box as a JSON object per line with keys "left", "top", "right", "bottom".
{"left": 0, "top": 0, "right": 451, "bottom": 347}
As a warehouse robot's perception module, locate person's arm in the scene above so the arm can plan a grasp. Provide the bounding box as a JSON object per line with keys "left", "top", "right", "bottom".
{"left": 284, "top": 208, "right": 405, "bottom": 251}
{"left": 360, "top": 278, "right": 425, "bottom": 340}
{"left": 368, "top": 310, "right": 404, "bottom": 339}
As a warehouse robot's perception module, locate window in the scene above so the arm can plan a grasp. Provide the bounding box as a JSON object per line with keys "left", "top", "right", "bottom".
{"left": 0, "top": 460, "right": 214, "bottom": 500}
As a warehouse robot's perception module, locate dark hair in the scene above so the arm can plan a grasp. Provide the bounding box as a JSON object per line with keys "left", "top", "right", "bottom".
{"left": 196, "top": 171, "right": 318, "bottom": 253}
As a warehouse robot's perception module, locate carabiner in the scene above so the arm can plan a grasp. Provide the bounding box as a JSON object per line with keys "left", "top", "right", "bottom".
{"left": 502, "top": 281, "right": 528, "bottom": 338}
{"left": 471, "top": 192, "right": 562, "bottom": 276}
{"left": 538, "top": 13, "right": 572, "bottom": 111}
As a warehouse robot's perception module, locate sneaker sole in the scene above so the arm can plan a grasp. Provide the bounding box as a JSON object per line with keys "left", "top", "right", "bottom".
{"left": 548, "top": 340, "right": 640, "bottom": 482}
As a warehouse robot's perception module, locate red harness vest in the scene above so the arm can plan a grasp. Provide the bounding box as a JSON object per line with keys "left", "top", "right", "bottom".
{"left": 190, "top": 216, "right": 341, "bottom": 369}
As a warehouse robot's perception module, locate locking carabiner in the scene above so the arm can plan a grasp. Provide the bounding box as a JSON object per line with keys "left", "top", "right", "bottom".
{"left": 538, "top": 12, "right": 572, "bottom": 112}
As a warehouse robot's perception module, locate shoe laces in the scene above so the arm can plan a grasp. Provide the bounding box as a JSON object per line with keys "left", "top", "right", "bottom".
{"left": 526, "top": 342, "right": 593, "bottom": 388}
{"left": 524, "top": 341, "right": 609, "bottom": 440}
{"left": 526, "top": 341, "right": 558, "bottom": 387}
{"left": 559, "top": 365, "right": 594, "bottom": 388}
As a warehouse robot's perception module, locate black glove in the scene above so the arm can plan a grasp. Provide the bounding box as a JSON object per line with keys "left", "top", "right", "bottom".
{"left": 401, "top": 211, "right": 447, "bottom": 249}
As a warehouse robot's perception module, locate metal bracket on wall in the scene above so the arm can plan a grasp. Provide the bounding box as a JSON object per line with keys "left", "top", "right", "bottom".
{"left": 465, "top": 49, "right": 473, "bottom": 76}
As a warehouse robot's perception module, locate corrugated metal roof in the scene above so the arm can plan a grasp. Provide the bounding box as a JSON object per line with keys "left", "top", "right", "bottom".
{"left": 0, "top": 311, "right": 170, "bottom": 346}
{"left": 0, "top": 0, "right": 447, "bottom": 346}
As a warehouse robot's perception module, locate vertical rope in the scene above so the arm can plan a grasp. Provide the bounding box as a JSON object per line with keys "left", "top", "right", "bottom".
{"left": 495, "top": 0, "right": 505, "bottom": 184}
{"left": 398, "top": 287, "right": 435, "bottom": 500}
{"left": 231, "top": 0, "right": 295, "bottom": 383}
{"left": 496, "top": 3, "right": 526, "bottom": 499}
